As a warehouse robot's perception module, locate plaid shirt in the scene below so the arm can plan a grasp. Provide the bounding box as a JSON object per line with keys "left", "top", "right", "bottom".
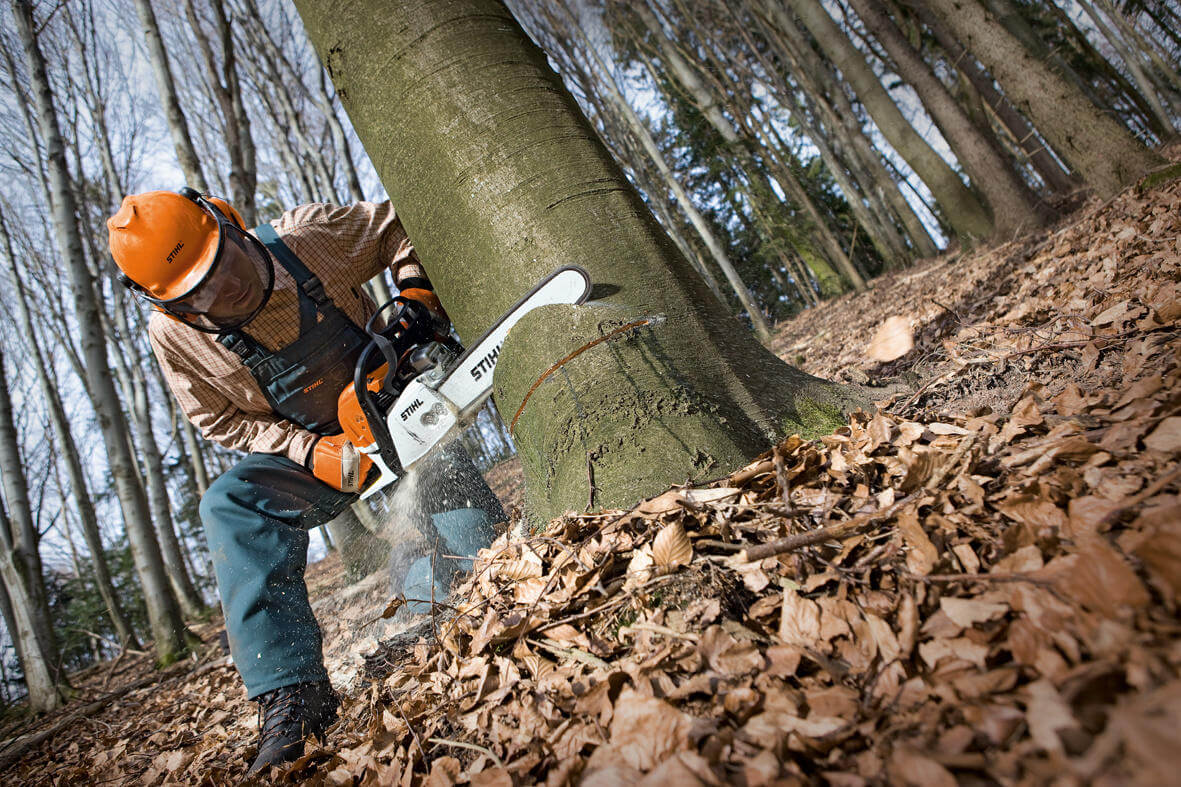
{"left": 148, "top": 201, "right": 413, "bottom": 465}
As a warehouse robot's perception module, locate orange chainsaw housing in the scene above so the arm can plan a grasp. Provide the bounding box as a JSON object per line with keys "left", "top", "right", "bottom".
{"left": 337, "top": 361, "right": 389, "bottom": 451}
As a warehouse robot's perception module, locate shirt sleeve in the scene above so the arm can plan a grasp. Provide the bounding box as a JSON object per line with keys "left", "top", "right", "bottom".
{"left": 148, "top": 323, "right": 319, "bottom": 465}
{"left": 277, "top": 201, "right": 418, "bottom": 289}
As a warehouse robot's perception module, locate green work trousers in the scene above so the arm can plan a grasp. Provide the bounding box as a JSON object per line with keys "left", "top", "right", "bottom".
{"left": 200, "top": 454, "right": 355, "bottom": 698}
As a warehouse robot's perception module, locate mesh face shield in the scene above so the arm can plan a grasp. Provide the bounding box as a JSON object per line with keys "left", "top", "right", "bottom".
{"left": 154, "top": 219, "right": 275, "bottom": 333}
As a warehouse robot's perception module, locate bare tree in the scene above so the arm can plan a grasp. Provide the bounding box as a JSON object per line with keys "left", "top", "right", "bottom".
{"left": 131, "top": 0, "right": 208, "bottom": 190}
{"left": 925, "top": 0, "right": 1164, "bottom": 198}
{"left": 10, "top": 0, "right": 190, "bottom": 662}
{"left": 0, "top": 347, "right": 69, "bottom": 712}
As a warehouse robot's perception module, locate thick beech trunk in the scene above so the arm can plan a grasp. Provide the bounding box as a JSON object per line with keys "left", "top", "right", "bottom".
{"left": 12, "top": 0, "right": 189, "bottom": 663}
{"left": 294, "top": 0, "right": 867, "bottom": 523}
{"left": 925, "top": 0, "right": 1164, "bottom": 198}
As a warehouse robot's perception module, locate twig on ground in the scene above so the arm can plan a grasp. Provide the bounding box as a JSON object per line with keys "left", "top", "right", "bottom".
{"left": 530, "top": 638, "right": 611, "bottom": 671}
{"left": 427, "top": 737, "right": 505, "bottom": 769}
{"left": 737, "top": 495, "right": 916, "bottom": 562}
{"left": 393, "top": 698, "right": 429, "bottom": 772}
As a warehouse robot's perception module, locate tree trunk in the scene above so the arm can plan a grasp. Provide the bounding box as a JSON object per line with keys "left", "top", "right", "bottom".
{"left": 925, "top": 0, "right": 1164, "bottom": 198}
{"left": 846, "top": 0, "right": 1049, "bottom": 238}
{"left": 294, "top": 0, "right": 868, "bottom": 524}
{"left": 633, "top": 0, "right": 867, "bottom": 290}
{"left": 131, "top": 0, "right": 207, "bottom": 190}
{"left": 786, "top": 0, "right": 994, "bottom": 240}
{"left": 1078, "top": 0, "right": 1177, "bottom": 138}
{"left": 551, "top": 1, "right": 773, "bottom": 343}
{"left": 11, "top": 0, "right": 190, "bottom": 663}
{"left": 914, "top": 6, "right": 1079, "bottom": 194}
{"left": 0, "top": 210, "right": 141, "bottom": 651}
{"left": 111, "top": 293, "right": 207, "bottom": 619}
{"left": 0, "top": 350, "right": 68, "bottom": 712}
{"left": 182, "top": 0, "right": 257, "bottom": 221}
{"left": 753, "top": 0, "right": 939, "bottom": 257}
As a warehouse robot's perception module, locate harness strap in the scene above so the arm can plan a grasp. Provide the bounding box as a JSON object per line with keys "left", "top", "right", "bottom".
{"left": 218, "top": 223, "right": 344, "bottom": 364}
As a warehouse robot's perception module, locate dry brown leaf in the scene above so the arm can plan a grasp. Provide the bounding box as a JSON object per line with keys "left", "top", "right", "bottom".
{"left": 496, "top": 559, "right": 543, "bottom": 581}
{"left": 779, "top": 588, "right": 821, "bottom": 646}
{"left": 1144, "top": 417, "right": 1181, "bottom": 453}
{"left": 652, "top": 523, "right": 693, "bottom": 568}
{"left": 866, "top": 315, "right": 914, "bottom": 362}
{"left": 939, "top": 596, "right": 1008, "bottom": 629}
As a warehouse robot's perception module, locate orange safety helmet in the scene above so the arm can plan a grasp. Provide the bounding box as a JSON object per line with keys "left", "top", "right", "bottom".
{"left": 107, "top": 187, "right": 246, "bottom": 302}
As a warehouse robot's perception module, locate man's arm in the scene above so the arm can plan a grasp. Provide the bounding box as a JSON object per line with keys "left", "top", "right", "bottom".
{"left": 276, "top": 201, "right": 420, "bottom": 289}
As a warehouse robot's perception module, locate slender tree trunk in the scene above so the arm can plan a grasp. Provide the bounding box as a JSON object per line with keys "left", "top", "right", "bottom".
{"left": 110, "top": 292, "right": 206, "bottom": 618}
{"left": 295, "top": 0, "right": 868, "bottom": 524}
{"left": 12, "top": 0, "right": 189, "bottom": 663}
{"left": 786, "top": 0, "right": 994, "bottom": 240}
{"left": 633, "top": 0, "right": 867, "bottom": 289}
{"left": 131, "top": 0, "right": 207, "bottom": 190}
{"left": 182, "top": 0, "right": 257, "bottom": 221}
{"left": 552, "top": 1, "right": 773, "bottom": 343}
{"left": 915, "top": 6, "right": 1079, "bottom": 194}
{"left": 0, "top": 212, "right": 141, "bottom": 651}
{"left": 0, "top": 350, "right": 68, "bottom": 712}
{"left": 925, "top": 0, "right": 1164, "bottom": 198}
{"left": 1078, "top": 0, "right": 1178, "bottom": 136}
{"left": 754, "top": 0, "right": 939, "bottom": 257}
{"left": 847, "top": 0, "right": 1049, "bottom": 237}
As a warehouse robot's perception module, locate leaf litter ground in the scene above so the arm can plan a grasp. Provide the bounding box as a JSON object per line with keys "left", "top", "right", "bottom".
{"left": 3, "top": 171, "right": 1180, "bottom": 785}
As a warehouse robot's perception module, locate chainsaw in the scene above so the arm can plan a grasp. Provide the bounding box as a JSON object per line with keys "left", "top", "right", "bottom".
{"left": 337, "top": 266, "right": 592, "bottom": 498}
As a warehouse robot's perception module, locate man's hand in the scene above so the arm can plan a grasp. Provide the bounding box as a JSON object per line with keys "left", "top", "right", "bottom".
{"left": 400, "top": 287, "right": 450, "bottom": 336}
{"left": 310, "top": 433, "right": 373, "bottom": 493}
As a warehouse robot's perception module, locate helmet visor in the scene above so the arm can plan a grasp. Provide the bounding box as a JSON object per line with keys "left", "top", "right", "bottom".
{"left": 159, "top": 220, "right": 274, "bottom": 333}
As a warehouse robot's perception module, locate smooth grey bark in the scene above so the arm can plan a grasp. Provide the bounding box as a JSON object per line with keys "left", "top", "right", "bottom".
{"left": 846, "top": 0, "right": 1048, "bottom": 238}
{"left": 633, "top": 0, "right": 867, "bottom": 290}
{"left": 550, "top": 1, "right": 773, "bottom": 343}
{"left": 111, "top": 292, "right": 206, "bottom": 618}
{"left": 11, "top": 0, "right": 189, "bottom": 663}
{"left": 294, "top": 0, "right": 868, "bottom": 524}
{"left": 925, "top": 0, "right": 1164, "bottom": 198}
{"left": 0, "top": 349, "right": 68, "bottom": 712}
{"left": 787, "top": 0, "right": 994, "bottom": 240}
{"left": 131, "top": 0, "right": 207, "bottom": 191}
{"left": 0, "top": 211, "right": 140, "bottom": 651}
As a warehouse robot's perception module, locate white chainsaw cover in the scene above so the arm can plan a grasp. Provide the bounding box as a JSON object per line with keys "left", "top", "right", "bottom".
{"left": 387, "top": 266, "right": 591, "bottom": 472}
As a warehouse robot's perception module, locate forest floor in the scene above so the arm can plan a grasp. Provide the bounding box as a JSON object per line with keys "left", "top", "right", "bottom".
{"left": 2, "top": 163, "right": 1180, "bottom": 784}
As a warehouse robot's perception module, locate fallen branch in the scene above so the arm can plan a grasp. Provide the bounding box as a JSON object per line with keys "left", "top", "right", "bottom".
{"left": 736, "top": 495, "right": 916, "bottom": 563}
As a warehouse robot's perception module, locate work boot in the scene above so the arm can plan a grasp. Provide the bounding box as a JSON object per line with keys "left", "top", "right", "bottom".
{"left": 247, "top": 680, "right": 340, "bottom": 775}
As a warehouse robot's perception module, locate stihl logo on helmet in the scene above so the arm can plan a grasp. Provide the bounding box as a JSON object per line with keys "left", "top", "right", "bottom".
{"left": 165, "top": 242, "right": 184, "bottom": 264}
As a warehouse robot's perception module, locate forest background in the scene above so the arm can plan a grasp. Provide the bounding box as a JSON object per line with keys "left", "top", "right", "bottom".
{"left": 0, "top": 0, "right": 1176, "bottom": 716}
